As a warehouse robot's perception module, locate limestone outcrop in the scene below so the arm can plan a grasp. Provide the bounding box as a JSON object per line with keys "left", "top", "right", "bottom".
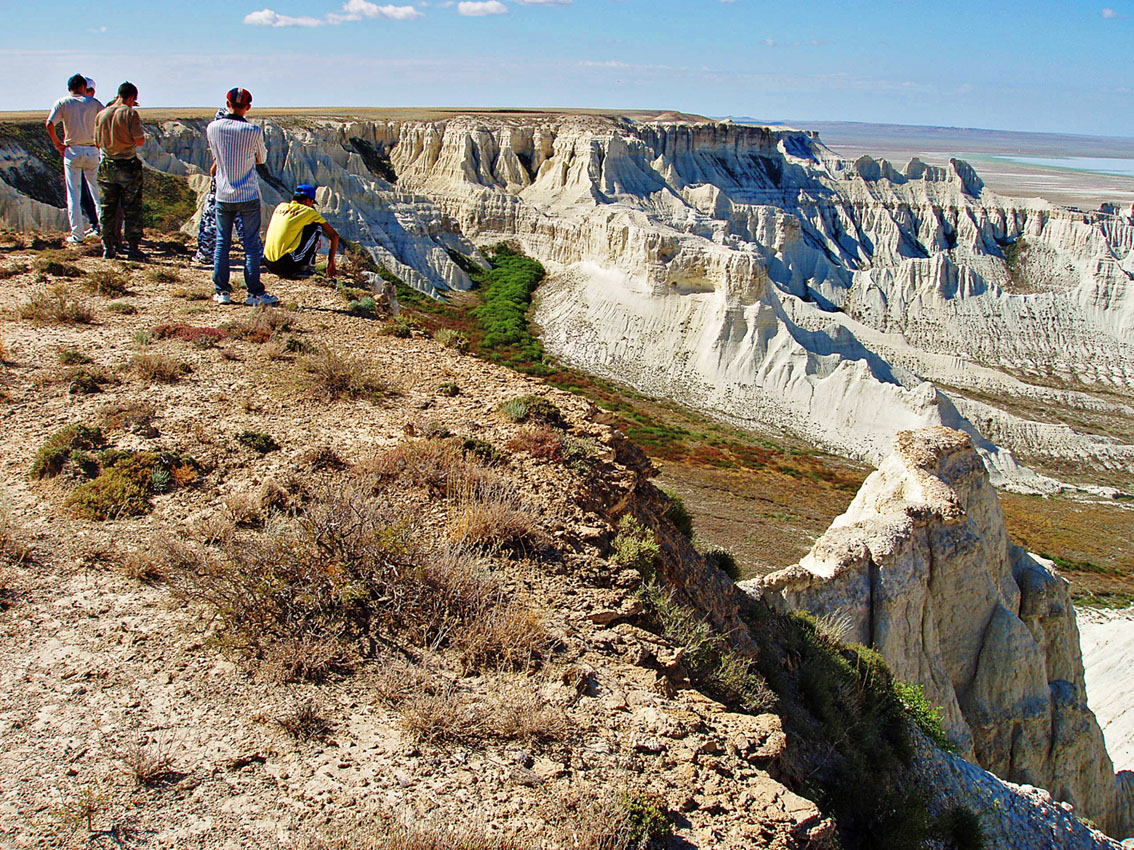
{"left": 745, "top": 426, "right": 1132, "bottom": 837}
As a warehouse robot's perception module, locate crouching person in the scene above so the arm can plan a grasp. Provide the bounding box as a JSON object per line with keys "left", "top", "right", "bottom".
{"left": 263, "top": 184, "right": 338, "bottom": 279}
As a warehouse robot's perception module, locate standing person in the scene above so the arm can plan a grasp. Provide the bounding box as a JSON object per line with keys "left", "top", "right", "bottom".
{"left": 192, "top": 106, "right": 243, "bottom": 267}
{"left": 77, "top": 78, "right": 105, "bottom": 239}
{"left": 93, "top": 81, "right": 147, "bottom": 261}
{"left": 45, "top": 73, "right": 102, "bottom": 244}
{"left": 206, "top": 87, "right": 276, "bottom": 306}
{"left": 263, "top": 184, "right": 339, "bottom": 279}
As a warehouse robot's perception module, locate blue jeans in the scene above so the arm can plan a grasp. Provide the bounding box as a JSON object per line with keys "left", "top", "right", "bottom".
{"left": 213, "top": 199, "right": 263, "bottom": 296}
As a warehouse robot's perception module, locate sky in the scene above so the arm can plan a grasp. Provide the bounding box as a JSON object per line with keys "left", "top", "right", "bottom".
{"left": 2, "top": 0, "right": 1132, "bottom": 137}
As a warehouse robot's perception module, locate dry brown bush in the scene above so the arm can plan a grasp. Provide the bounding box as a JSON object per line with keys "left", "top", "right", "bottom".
{"left": 82, "top": 268, "right": 129, "bottom": 296}
{"left": 223, "top": 491, "right": 263, "bottom": 527}
{"left": 277, "top": 697, "right": 333, "bottom": 741}
{"left": 18, "top": 285, "right": 93, "bottom": 325}
{"left": 224, "top": 306, "right": 297, "bottom": 343}
{"left": 131, "top": 353, "right": 191, "bottom": 383}
{"left": 507, "top": 423, "right": 564, "bottom": 460}
{"left": 304, "top": 819, "right": 527, "bottom": 850}
{"left": 99, "top": 400, "right": 157, "bottom": 437}
{"left": 456, "top": 601, "right": 550, "bottom": 674}
{"left": 448, "top": 473, "right": 541, "bottom": 553}
{"left": 298, "top": 346, "right": 397, "bottom": 402}
{"left": 121, "top": 548, "right": 164, "bottom": 583}
{"left": 164, "top": 476, "right": 539, "bottom": 681}
{"left": 396, "top": 676, "right": 564, "bottom": 746}
{"left": 301, "top": 445, "right": 348, "bottom": 471}
{"left": 358, "top": 438, "right": 469, "bottom": 495}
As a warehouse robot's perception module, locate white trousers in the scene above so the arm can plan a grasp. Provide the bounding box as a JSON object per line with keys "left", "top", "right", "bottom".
{"left": 63, "top": 146, "right": 100, "bottom": 240}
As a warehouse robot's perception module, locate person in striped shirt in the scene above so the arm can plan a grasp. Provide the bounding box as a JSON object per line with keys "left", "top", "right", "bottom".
{"left": 193, "top": 106, "right": 244, "bottom": 266}
{"left": 205, "top": 87, "right": 276, "bottom": 306}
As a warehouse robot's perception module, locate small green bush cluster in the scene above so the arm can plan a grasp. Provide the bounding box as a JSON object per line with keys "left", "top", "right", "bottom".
{"left": 83, "top": 268, "right": 129, "bottom": 296}
{"left": 348, "top": 295, "right": 378, "bottom": 316}
{"left": 35, "top": 254, "right": 83, "bottom": 279}
{"left": 379, "top": 315, "right": 416, "bottom": 338}
{"left": 703, "top": 547, "right": 741, "bottom": 581}
{"left": 107, "top": 301, "right": 137, "bottom": 315}
{"left": 894, "top": 681, "right": 953, "bottom": 751}
{"left": 611, "top": 515, "right": 660, "bottom": 579}
{"left": 461, "top": 437, "right": 499, "bottom": 464}
{"left": 639, "top": 581, "right": 775, "bottom": 713}
{"left": 30, "top": 424, "right": 104, "bottom": 479}
{"left": 64, "top": 449, "right": 198, "bottom": 520}
{"left": 237, "top": 431, "right": 280, "bottom": 454}
{"left": 498, "top": 394, "right": 563, "bottom": 427}
{"left": 620, "top": 792, "right": 673, "bottom": 848}
{"left": 436, "top": 382, "right": 460, "bottom": 397}
{"left": 434, "top": 328, "right": 470, "bottom": 352}
{"left": 661, "top": 489, "right": 694, "bottom": 539}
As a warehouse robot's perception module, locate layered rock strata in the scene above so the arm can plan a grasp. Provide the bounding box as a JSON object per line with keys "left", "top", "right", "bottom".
{"left": 745, "top": 426, "right": 1133, "bottom": 837}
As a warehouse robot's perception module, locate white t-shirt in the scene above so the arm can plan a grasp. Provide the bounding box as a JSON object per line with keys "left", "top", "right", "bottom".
{"left": 206, "top": 116, "right": 267, "bottom": 204}
{"left": 46, "top": 95, "right": 103, "bottom": 147}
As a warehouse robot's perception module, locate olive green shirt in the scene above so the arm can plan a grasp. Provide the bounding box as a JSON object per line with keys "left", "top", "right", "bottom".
{"left": 94, "top": 101, "right": 144, "bottom": 160}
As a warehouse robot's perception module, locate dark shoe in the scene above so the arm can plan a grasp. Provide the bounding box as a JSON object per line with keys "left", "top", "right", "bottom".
{"left": 126, "top": 245, "right": 148, "bottom": 262}
{"left": 102, "top": 244, "right": 117, "bottom": 260}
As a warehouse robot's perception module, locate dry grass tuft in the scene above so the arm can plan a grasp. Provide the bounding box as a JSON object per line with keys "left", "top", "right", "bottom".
{"left": 298, "top": 347, "right": 397, "bottom": 402}
{"left": 99, "top": 400, "right": 157, "bottom": 436}
{"left": 110, "top": 731, "right": 178, "bottom": 787}
{"left": 82, "top": 268, "right": 130, "bottom": 296}
{"left": 18, "top": 285, "right": 94, "bottom": 325}
{"left": 358, "top": 438, "right": 468, "bottom": 495}
{"left": 507, "top": 423, "right": 563, "bottom": 460}
{"left": 301, "top": 445, "right": 348, "bottom": 471}
{"left": 223, "top": 306, "right": 297, "bottom": 343}
{"left": 447, "top": 474, "right": 541, "bottom": 552}
{"left": 277, "top": 697, "right": 333, "bottom": 741}
{"left": 396, "top": 676, "right": 563, "bottom": 745}
{"left": 131, "top": 353, "right": 191, "bottom": 383}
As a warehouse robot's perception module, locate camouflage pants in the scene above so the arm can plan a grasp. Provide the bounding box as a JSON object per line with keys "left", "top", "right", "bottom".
{"left": 97, "top": 157, "right": 144, "bottom": 247}
{"left": 195, "top": 179, "right": 243, "bottom": 258}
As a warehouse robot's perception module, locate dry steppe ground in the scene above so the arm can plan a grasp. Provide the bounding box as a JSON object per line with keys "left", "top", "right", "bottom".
{"left": 0, "top": 233, "right": 825, "bottom": 850}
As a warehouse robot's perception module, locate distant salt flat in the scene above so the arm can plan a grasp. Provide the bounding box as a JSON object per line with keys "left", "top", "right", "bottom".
{"left": 1080, "top": 608, "right": 1134, "bottom": 771}
{"left": 992, "top": 156, "right": 1134, "bottom": 178}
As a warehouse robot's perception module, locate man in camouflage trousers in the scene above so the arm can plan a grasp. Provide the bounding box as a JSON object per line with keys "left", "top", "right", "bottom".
{"left": 93, "top": 81, "right": 146, "bottom": 261}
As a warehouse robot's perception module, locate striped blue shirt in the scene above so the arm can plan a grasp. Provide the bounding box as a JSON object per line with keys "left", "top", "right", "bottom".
{"left": 206, "top": 115, "right": 267, "bottom": 204}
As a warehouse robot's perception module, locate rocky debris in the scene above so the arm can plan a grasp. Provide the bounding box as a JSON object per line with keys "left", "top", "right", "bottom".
{"left": 748, "top": 426, "right": 1132, "bottom": 838}
{"left": 0, "top": 247, "right": 832, "bottom": 848}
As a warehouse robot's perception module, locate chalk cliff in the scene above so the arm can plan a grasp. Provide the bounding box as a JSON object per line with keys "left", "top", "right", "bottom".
{"left": 100, "top": 113, "right": 1132, "bottom": 494}
{"left": 745, "top": 427, "right": 1133, "bottom": 837}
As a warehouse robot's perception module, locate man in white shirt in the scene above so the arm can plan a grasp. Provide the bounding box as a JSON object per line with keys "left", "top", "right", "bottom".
{"left": 205, "top": 87, "right": 276, "bottom": 306}
{"left": 45, "top": 73, "right": 103, "bottom": 244}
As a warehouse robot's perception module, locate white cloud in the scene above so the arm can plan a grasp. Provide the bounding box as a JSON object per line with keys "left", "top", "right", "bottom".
{"left": 329, "top": 0, "right": 424, "bottom": 20}
{"left": 1101, "top": 7, "right": 1125, "bottom": 17}
{"left": 458, "top": 0, "right": 507, "bottom": 13}
{"left": 244, "top": 8, "right": 325, "bottom": 26}
{"left": 512, "top": 0, "right": 571, "bottom": 5}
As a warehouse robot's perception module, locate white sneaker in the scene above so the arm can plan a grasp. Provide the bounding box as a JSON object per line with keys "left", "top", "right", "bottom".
{"left": 213, "top": 291, "right": 232, "bottom": 305}
{"left": 66, "top": 235, "right": 85, "bottom": 245}
{"left": 245, "top": 293, "right": 279, "bottom": 307}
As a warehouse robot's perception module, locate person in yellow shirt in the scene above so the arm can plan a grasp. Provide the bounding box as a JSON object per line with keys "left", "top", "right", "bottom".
{"left": 262, "top": 184, "right": 339, "bottom": 279}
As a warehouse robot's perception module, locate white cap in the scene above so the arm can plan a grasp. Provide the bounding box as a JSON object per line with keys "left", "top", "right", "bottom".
{"left": 85, "top": 77, "right": 96, "bottom": 90}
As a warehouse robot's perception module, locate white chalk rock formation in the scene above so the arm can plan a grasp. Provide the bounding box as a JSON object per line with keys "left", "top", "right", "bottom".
{"left": 3, "top": 115, "right": 1132, "bottom": 492}
{"left": 746, "top": 426, "right": 1132, "bottom": 837}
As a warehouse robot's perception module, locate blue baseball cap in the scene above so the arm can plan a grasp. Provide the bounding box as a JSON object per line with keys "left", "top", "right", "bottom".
{"left": 293, "top": 184, "right": 316, "bottom": 200}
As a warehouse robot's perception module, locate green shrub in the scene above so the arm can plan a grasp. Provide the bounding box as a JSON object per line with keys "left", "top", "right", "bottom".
{"left": 380, "top": 315, "right": 415, "bottom": 338}
{"left": 611, "top": 515, "right": 660, "bottom": 579}
{"left": 237, "top": 432, "right": 280, "bottom": 454}
{"left": 703, "top": 547, "right": 741, "bottom": 580}
{"left": 35, "top": 255, "right": 83, "bottom": 278}
{"left": 661, "top": 489, "right": 694, "bottom": 539}
{"left": 461, "top": 438, "right": 499, "bottom": 464}
{"left": 498, "top": 394, "right": 563, "bottom": 426}
{"left": 894, "top": 681, "right": 953, "bottom": 751}
{"left": 64, "top": 450, "right": 197, "bottom": 520}
{"left": 933, "top": 806, "right": 985, "bottom": 850}
{"left": 57, "top": 346, "right": 92, "bottom": 365}
{"left": 107, "top": 301, "right": 137, "bottom": 315}
{"left": 434, "top": 328, "right": 470, "bottom": 352}
{"left": 436, "top": 382, "right": 460, "bottom": 397}
{"left": 348, "top": 295, "right": 377, "bottom": 316}
{"left": 30, "top": 425, "right": 104, "bottom": 479}
{"left": 620, "top": 792, "right": 672, "bottom": 848}
{"left": 470, "top": 245, "right": 545, "bottom": 364}
{"left": 638, "top": 581, "right": 774, "bottom": 713}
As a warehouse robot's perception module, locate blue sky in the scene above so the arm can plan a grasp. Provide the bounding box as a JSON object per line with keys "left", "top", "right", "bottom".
{"left": 2, "top": 0, "right": 1132, "bottom": 136}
